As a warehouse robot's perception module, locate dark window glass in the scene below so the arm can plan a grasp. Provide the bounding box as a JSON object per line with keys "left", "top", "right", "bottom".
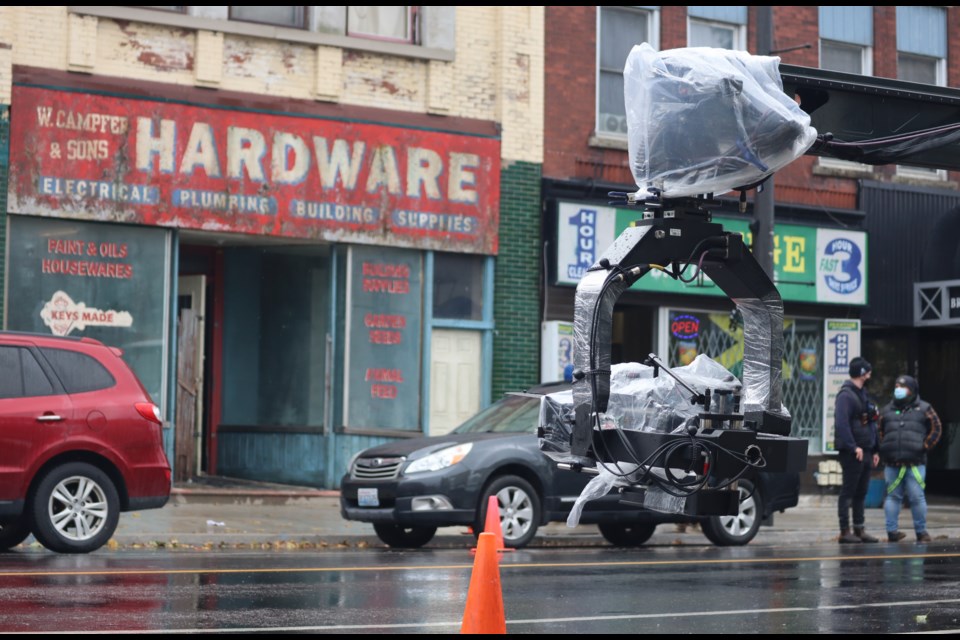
{"left": 0, "top": 347, "right": 22, "bottom": 399}
{"left": 40, "top": 348, "right": 115, "bottom": 394}
{"left": 433, "top": 253, "right": 483, "bottom": 321}
{"left": 21, "top": 349, "right": 55, "bottom": 397}
{"left": 230, "top": 6, "right": 305, "bottom": 28}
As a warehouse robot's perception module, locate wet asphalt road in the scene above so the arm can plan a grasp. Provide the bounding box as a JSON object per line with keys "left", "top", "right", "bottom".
{"left": 1, "top": 541, "right": 959, "bottom": 633}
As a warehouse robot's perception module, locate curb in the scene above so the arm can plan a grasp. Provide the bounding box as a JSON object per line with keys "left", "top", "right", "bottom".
{"left": 171, "top": 487, "right": 339, "bottom": 499}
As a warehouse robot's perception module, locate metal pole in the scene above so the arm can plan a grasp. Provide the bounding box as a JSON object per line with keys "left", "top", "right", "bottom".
{"left": 754, "top": 6, "right": 776, "bottom": 278}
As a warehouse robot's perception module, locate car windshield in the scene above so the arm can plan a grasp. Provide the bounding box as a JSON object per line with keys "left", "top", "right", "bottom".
{"left": 451, "top": 393, "right": 542, "bottom": 434}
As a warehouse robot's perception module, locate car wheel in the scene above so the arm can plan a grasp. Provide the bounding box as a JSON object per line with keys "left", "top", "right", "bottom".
{"left": 474, "top": 475, "right": 541, "bottom": 549}
{"left": 701, "top": 478, "right": 762, "bottom": 546}
{"left": 372, "top": 524, "right": 437, "bottom": 549}
{"left": 0, "top": 517, "right": 33, "bottom": 551}
{"left": 597, "top": 522, "right": 657, "bottom": 547}
{"left": 30, "top": 462, "right": 120, "bottom": 554}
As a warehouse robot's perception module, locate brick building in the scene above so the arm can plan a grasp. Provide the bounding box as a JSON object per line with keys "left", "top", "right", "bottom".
{"left": 540, "top": 6, "right": 960, "bottom": 489}
{"left": 0, "top": 6, "right": 544, "bottom": 488}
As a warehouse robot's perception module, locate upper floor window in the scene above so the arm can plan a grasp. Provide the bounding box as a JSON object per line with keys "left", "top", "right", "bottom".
{"left": 596, "top": 6, "right": 657, "bottom": 138}
{"left": 818, "top": 7, "right": 874, "bottom": 173}
{"left": 898, "top": 52, "right": 941, "bottom": 85}
{"left": 347, "top": 6, "right": 417, "bottom": 44}
{"left": 820, "top": 40, "right": 869, "bottom": 75}
{"left": 687, "top": 7, "right": 746, "bottom": 50}
{"left": 77, "top": 7, "right": 453, "bottom": 61}
{"left": 229, "top": 6, "right": 305, "bottom": 29}
{"left": 688, "top": 19, "right": 737, "bottom": 49}
{"left": 819, "top": 6, "right": 873, "bottom": 74}
{"left": 896, "top": 6, "right": 947, "bottom": 180}
{"left": 139, "top": 6, "right": 185, "bottom": 12}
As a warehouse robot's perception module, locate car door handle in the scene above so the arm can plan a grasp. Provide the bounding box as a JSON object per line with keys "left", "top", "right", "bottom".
{"left": 36, "top": 414, "right": 64, "bottom": 422}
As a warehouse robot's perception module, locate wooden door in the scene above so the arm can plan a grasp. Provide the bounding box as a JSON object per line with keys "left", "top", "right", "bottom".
{"left": 429, "top": 329, "right": 482, "bottom": 436}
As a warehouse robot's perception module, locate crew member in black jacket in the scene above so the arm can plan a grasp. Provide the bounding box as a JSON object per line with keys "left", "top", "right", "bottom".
{"left": 834, "top": 357, "right": 881, "bottom": 543}
{"left": 878, "top": 374, "right": 943, "bottom": 543}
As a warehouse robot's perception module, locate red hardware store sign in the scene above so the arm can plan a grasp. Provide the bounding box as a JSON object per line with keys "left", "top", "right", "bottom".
{"left": 8, "top": 86, "right": 502, "bottom": 254}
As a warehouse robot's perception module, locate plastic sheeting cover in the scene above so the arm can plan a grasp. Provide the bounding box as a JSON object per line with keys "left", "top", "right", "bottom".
{"left": 540, "top": 354, "right": 742, "bottom": 458}
{"left": 538, "top": 354, "right": 786, "bottom": 525}
{"left": 626, "top": 43, "right": 817, "bottom": 198}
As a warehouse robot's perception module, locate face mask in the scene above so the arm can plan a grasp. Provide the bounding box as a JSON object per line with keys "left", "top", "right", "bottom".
{"left": 894, "top": 387, "right": 908, "bottom": 400}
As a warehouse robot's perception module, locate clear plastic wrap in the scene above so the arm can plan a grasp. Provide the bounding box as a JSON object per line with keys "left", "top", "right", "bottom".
{"left": 540, "top": 354, "right": 744, "bottom": 525}
{"left": 539, "top": 353, "right": 793, "bottom": 526}
{"left": 539, "top": 354, "right": 742, "bottom": 458}
{"left": 625, "top": 42, "right": 817, "bottom": 198}
{"left": 736, "top": 295, "right": 787, "bottom": 416}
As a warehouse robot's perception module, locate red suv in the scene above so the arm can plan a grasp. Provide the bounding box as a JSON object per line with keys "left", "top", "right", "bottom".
{"left": 0, "top": 331, "right": 171, "bottom": 553}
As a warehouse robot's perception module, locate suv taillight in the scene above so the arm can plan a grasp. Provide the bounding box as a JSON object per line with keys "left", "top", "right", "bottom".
{"left": 135, "top": 402, "right": 162, "bottom": 425}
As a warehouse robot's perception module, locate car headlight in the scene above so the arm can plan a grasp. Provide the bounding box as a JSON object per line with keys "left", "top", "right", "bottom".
{"left": 404, "top": 443, "right": 473, "bottom": 475}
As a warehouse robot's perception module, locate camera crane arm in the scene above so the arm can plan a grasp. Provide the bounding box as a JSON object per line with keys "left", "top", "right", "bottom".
{"left": 568, "top": 194, "right": 791, "bottom": 461}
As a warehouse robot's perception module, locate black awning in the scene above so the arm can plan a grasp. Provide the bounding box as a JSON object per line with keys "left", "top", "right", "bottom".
{"left": 780, "top": 64, "right": 960, "bottom": 171}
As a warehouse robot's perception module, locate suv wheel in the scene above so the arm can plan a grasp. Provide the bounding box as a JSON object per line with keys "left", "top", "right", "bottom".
{"left": 598, "top": 522, "right": 657, "bottom": 547}
{"left": 0, "top": 517, "right": 33, "bottom": 551}
{"left": 30, "top": 462, "right": 120, "bottom": 554}
{"left": 701, "top": 478, "right": 762, "bottom": 546}
{"left": 474, "top": 475, "right": 541, "bottom": 549}
{"left": 373, "top": 524, "right": 437, "bottom": 549}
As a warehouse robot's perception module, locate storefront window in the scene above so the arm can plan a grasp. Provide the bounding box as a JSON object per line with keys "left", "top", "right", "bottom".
{"left": 221, "top": 246, "right": 330, "bottom": 427}
{"left": 433, "top": 252, "right": 483, "bottom": 321}
{"left": 666, "top": 308, "right": 824, "bottom": 451}
{"left": 5, "top": 216, "right": 171, "bottom": 410}
{"left": 344, "top": 245, "right": 423, "bottom": 431}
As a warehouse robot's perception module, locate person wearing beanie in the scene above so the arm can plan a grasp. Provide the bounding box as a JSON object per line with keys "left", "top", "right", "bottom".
{"left": 878, "top": 374, "right": 943, "bottom": 543}
{"left": 833, "top": 356, "right": 881, "bottom": 543}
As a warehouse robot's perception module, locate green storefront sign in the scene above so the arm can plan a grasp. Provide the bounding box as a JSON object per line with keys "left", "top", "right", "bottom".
{"left": 555, "top": 202, "right": 866, "bottom": 305}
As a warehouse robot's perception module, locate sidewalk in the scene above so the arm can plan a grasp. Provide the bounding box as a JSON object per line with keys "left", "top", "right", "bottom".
{"left": 69, "top": 477, "right": 960, "bottom": 551}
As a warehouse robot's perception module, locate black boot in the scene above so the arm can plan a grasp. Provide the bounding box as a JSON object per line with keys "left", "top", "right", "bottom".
{"left": 839, "top": 528, "right": 861, "bottom": 543}
{"left": 854, "top": 526, "right": 879, "bottom": 543}
{"left": 888, "top": 531, "right": 907, "bottom": 542}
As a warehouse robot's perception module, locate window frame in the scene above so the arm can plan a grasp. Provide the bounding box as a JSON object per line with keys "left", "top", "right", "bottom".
{"left": 686, "top": 16, "right": 746, "bottom": 51}
{"left": 594, "top": 5, "right": 659, "bottom": 142}
{"left": 138, "top": 6, "right": 186, "bottom": 14}
{"left": 895, "top": 51, "right": 948, "bottom": 181}
{"left": 228, "top": 6, "right": 307, "bottom": 30}
{"left": 70, "top": 6, "right": 454, "bottom": 62}
{"left": 346, "top": 6, "right": 418, "bottom": 45}
{"left": 816, "top": 39, "right": 875, "bottom": 174}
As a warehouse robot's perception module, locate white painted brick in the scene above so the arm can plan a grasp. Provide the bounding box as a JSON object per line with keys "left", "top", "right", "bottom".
{"left": 67, "top": 13, "right": 97, "bottom": 72}
{"left": 4, "top": 7, "right": 544, "bottom": 163}
{"left": 0, "top": 45, "right": 11, "bottom": 105}
{"left": 314, "top": 45, "right": 342, "bottom": 102}
{"left": 195, "top": 30, "right": 223, "bottom": 87}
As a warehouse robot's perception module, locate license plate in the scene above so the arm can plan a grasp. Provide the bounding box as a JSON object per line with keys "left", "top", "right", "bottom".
{"left": 357, "top": 488, "right": 379, "bottom": 507}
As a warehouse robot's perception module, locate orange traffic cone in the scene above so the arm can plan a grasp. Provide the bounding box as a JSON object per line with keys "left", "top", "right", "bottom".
{"left": 471, "top": 495, "right": 512, "bottom": 554}
{"left": 460, "top": 532, "right": 506, "bottom": 634}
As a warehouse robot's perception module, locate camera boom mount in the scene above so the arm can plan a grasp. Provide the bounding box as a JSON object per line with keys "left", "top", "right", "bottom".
{"left": 563, "top": 190, "right": 808, "bottom": 515}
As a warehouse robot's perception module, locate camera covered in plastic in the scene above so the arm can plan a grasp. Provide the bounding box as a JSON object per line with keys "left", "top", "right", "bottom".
{"left": 625, "top": 42, "right": 818, "bottom": 199}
